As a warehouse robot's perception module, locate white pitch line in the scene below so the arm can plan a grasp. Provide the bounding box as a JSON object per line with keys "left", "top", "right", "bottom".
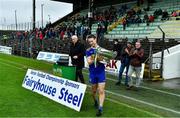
{"left": 83, "top": 71, "right": 180, "bottom": 98}
{"left": 84, "top": 72, "right": 180, "bottom": 115}
{"left": 105, "top": 89, "right": 180, "bottom": 115}
{"left": 0, "top": 61, "right": 25, "bottom": 71}
{"left": 106, "top": 98, "right": 162, "bottom": 117}
{"left": 1, "top": 60, "right": 179, "bottom": 115}
{"left": 2, "top": 57, "right": 179, "bottom": 98}
{"left": 0, "top": 58, "right": 43, "bottom": 72}
{"left": 1, "top": 58, "right": 180, "bottom": 98}
{"left": 107, "top": 76, "right": 180, "bottom": 98}
{"left": 140, "top": 86, "right": 180, "bottom": 97}
{"left": 0, "top": 58, "right": 33, "bottom": 68}
{"left": 86, "top": 85, "right": 161, "bottom": 117}
{"left": 0, "top": 59, "right": 160, "bottom": 117}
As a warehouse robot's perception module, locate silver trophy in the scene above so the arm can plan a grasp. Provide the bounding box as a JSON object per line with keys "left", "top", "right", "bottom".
{"left": 94, "top": 46, "right": 117, "bottom": 66}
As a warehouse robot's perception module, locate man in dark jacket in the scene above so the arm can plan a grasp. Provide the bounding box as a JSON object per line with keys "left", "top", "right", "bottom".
{"left": 127, "top": 41, "right": 144, "bottom": 90}
{"left": 69, "top": 35, "right": 85, "bottom": 83}
{"left": 112, "top": 39, "right": 122, "bottom": 60}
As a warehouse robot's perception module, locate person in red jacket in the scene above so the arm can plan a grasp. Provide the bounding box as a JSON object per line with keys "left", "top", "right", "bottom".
{"left": 39, "top": 31, "right": 44, "bottom": 40}
{"left": 149, "top": 15, "right": 154, "bottom": 22}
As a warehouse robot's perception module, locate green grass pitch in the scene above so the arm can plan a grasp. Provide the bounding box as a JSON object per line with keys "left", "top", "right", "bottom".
{"left": 0, "top": 53, "right": 179, "bottom": 117}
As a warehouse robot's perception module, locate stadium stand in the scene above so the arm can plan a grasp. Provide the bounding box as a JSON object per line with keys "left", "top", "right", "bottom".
{"left": 148, "top": 20, "right": 180, "bottom": 39}
{"left": 91, "top": 0, "right": 180, "bottom": 40}
{"left": 0, "top": 0, "right": 180, "bottom": 61}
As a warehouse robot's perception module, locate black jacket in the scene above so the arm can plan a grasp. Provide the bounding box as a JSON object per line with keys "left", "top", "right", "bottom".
{"left": 69, "top": 41, "right": 85, "bottom": 69}
{"left": 113, "top": 43, "right": 122, "bottom": 60}
{"left": 120, "top": 46, "right": 131, "bottom": 65}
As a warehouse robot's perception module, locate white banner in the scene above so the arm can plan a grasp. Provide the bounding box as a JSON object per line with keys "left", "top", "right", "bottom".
{"left": 104, "top": 60, "right": 145, "bottom": 79}
{"left": 22, "top": 69, "right": 87, "bottom": 111}
{"left": 36, "top": 52, "right": 145, "bottom": 79}
{"left": 85, "top": 59, "right": 145, "bottom": 79}
{"left": 0, "top": 45, "right": 12, "bottom": 55}
{"left": 37, "top": 51, "right": 69, "bottom": 63}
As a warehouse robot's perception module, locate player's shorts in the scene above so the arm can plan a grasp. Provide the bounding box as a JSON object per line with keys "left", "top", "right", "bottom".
{"left": 89, "top": 70, "right": 106, "bottom": 84}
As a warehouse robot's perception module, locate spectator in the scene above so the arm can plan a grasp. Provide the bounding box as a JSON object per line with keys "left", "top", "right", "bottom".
{"left": 116, "top": 41, "right": 133, "bottom": 87}
{"left": 60, "top": 30, "right": 65, "bottom": 40}
{"left": 103, "top": 20, "right": 108, "bottom": 34}
{"left": 149, "top": 15, "right": 154, "bottom": 22}
{"left": 122, "top": 17, "right": 127, "bottom": 30}
{"left": 154, "top": 8, "right": 162, "bottom": 18}
{"left": 161, "top": 10, "right": 169, "bottom": 21}
{"left": 83, "top": 26, "right": 91, "bottom": 41}
{"left": 134, "top": 15, "right": 142, "bottom": 25}
{"left": 69, "top": 35, "right": 85, "bottom": 83}
{"left": 143, "top": 13, "right": 149, "bottom": 26}
{"left": 172, "top": 11, "right": 177, "bottom": 17}
{"left": 96, "top": 24, "right": 102, "bottom": 45}
{"left": 112, "top": 39, "right": 122, "bottom": 60}
{"left": 127, "top": 41, "right": 144, "bottom": 91}
{"left": 39, "top": 31, "right": 44, "bottom": 40}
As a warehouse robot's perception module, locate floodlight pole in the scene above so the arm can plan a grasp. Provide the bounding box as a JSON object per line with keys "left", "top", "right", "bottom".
{"left": 33, "top": 0, "right": 36, "bottom": 29}
{"left": 88, "top": 0, "right": 94, "bottom": 30}
{"left": 41, "top": 4, "right": 44, "bottom": 28}
{"left": 15, "top": 10, "right": 18, "bottom": 30}
{"left": 158, "top": 26, "right": 165, "bottom": 78}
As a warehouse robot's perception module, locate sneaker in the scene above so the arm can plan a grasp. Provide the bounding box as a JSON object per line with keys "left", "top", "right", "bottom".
{"left": 115, "top": 81, "right": 121, "bottom": 86}
{"left": 96, "top": 109, "right": 102, "bottom": 117}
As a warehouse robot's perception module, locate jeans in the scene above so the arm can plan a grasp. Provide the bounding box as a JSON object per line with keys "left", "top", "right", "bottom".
{"left": 118, "top": 63, "right": 129, "bottom": 85}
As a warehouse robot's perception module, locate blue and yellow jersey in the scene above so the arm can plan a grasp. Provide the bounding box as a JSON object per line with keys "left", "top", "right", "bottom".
{"left": 86, "top": 48, "right": 105, "bottom": 74}
{"left": 86, "top": 48, "right": 106, "bottom": 84}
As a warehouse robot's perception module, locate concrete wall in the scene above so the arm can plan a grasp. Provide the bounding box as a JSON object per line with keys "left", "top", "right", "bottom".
{"left": 152, "top": 44, "right": 180, "bottom": 79}
{"left": 163, "top": 50, "right": 180, "bottom": 79}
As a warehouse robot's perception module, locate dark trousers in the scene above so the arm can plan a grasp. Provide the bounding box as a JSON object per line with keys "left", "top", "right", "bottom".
{"left": 118, "top": 63, "right": 129, "bottom": 85}
{"left": 76, "top": 68, "right": 85, "bottom": 83}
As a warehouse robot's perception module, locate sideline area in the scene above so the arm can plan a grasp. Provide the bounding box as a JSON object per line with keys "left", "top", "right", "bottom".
{"left": 0, "top": 53, "right": 180, "bottom": 117}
